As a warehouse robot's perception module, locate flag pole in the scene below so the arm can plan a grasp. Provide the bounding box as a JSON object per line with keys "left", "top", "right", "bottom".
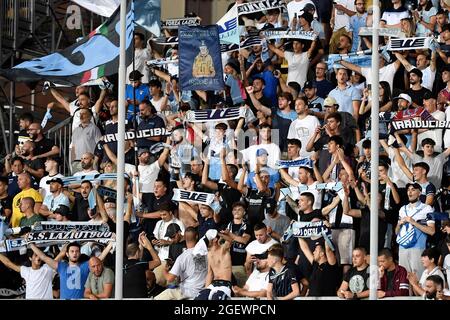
{"left": 369, "top": 0, "right": 380, "bottom": 301}
{"left": 115, "top": 0, "right": 128, "bottom": 300}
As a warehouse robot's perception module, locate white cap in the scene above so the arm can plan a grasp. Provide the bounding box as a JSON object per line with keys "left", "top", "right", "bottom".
{"left": 395, "top": 93, "right": 412, "bottom": 105}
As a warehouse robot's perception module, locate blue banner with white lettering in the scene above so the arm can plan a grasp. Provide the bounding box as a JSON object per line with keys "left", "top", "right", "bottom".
{"left": 179, "top": 25, "right": 224, "bottom": 91}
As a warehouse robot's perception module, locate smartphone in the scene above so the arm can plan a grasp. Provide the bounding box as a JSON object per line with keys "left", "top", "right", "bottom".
{"left": 367, "top": 84, "right": 372, "bottom": 91}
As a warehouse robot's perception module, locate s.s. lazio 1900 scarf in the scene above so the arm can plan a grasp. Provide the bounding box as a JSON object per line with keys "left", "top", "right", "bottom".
{"left": 0, "top": 1, "right": 134, "bottom": 86}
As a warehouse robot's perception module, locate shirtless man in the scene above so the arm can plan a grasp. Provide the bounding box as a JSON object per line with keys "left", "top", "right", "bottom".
{"left": 194, "top": 230, "right": 232, "bottom": 300}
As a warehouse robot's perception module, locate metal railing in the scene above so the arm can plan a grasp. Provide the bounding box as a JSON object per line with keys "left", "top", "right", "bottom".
{"left": 45, "top": 116, "right": 72, "bottom": 175}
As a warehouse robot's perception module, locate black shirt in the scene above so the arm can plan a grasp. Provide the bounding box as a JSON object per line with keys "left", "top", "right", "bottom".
{"left": 245, "top": 94, "right": 273, "bottom": 117}
{"left": 123, "top": 258, "right": 148, "bottom": 298}
{"left": 197, "top": 213, "right": 218, "bottom": 239}
{"left": 218, "top": 184, "right": 242, "bottom": 228}
{"left": 34, "top": 137, "right": 56, "bottom": 156}
{"left": 343, "top": 266, "right": 370, "bottom": 294}
{"left": 136, "top": 115, "right": 165, "bottom": 148}
{"left": 142, "top": 193, "right": 174, "bottom": 235}
{"left": 406, "top": 87, "right": 431, "bottom": 107}
{"left": 0, "top": 195, "right": 12, "bottom": 224}
{"left": 269, "top": 265, "right": 297, "bottom": 298}
{"left": 359, "top": 207, "right": 387, "bottom": 254}
{"left": 298, "top": 209, "right": 323, "bottom": 222}
{"left": 245, "top": 188, "right": 274, "bottom": 227}
{"left": 309, "top": 261, "right": 340, "bottom": 296}
{"left": 168, "top": 241, "right": 186, "bottom": 262}
{"left": 71, "top": 194, "right": 90, "bottom": 221}
{"left": 227, "top": 221, "right": 251, "bottom": 266}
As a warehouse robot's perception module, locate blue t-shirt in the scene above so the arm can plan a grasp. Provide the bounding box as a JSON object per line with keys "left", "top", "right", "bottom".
{"left": 225, "top": 75, "right": 244, "bottom": 106}
{"left": 58, "top": 261, "right": 90, "bottom": 300}
{"left": 125, "top": 83, "right": 151, "bottom": 117}
{"left": 246, "top": 167, "right": 280, "bottom": 189}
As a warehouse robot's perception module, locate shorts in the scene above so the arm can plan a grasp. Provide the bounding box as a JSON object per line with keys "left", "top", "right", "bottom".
{"left": 332, "top": 228, "right": 355, "bottom": 265}
{"left": 194, "top": 280, "right": 232, "bottom": 300}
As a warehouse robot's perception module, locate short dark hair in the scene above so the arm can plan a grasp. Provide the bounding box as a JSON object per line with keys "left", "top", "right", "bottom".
{"left": 426, "top": 275, "right": 444, "bottom": 288}
{"left": 232, "top": 201, "right": 247, "bottom": 210}
{"left": 326, "top": 112, "right": 342, "bottom": 124}
{"left": 11, "top": 156, "right": 25, "bottom": 165}
{"left": 259, "top": 123, "right": 272, "bottom": 130}
{"left": 149, "top": 79, "right": 162, "bottom": 88}
{"left": 227, "top": 164, "right": 238, "bottom": 178}
{"left": 379, "top": 161, "right": 389, "bottom": 171}
{"left": 134, "top": 32, "right": 145, "bottom": 42}
{"left": 19, "top": 112, "right": 34, "bottom": 123}
{"left": 0, "top": 176, "right": 8, "bottom": 185}
{"left": 354, "top": 247, "right": 367, "bottom": 255}
{"left": 329, "top": 135, "right": 344, "bottom": 148}
{"left": 267, "top": 243, "right": 284, "bottom": 259}
{"left": 279, "top": 92, "right": 293, "bottom": 104}
{"left": 296, "top": 96, "right": 308, "bottom": 106}
{"left": 253, "top": 76, "right": 266, "bottom": 86}
{"left": 67, "top": 242, "right": 81, "bottom": 251}
{"left": 300, "top": 192, "right": 315, "bottom": 205}
{"left": 253, "top": 222, "right": 267, "bottom": 231}
{"left": 81, "top": 180, "right": 93, "bottom": 188}
{"left": 413, "top": 162, "right": 430, "bottom": 175}
{"left": 362, "top": 139, "right": 371, "bottom": 149}
{"left": 421, "top": 247, "right": 438, "bottom": 263}
{"left": 378, "top": 248, "right": 393, "bottom": 259}
{"left": 287, "top": 138, "right": 302, "bottom": 149}
{"left": 215, "top": 123, "right": 228, "bottom": 131}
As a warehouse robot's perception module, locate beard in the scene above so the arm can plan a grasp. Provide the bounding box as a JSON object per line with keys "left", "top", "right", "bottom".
{"left": 425, "top": 291, "right": 437, "bottom": 300}
{"left": 408, "top": 197, "right": 419, "bottom": 204}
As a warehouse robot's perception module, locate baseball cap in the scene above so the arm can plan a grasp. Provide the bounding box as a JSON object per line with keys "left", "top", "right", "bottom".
{"left": 254, "top": 251, "right": 268, "bottom": 259}
{"left": 323, "top": 96, "right": 338, "bottom": 107}
{"left": 256, "top": 148, "right": 269, "bottom": 157}
{"left": 303, "top": 3, "right": 315, "bottom": 12}
{"left": 138, "top": 148, "right": 150, "bottom": 156}
{"left": 394, "top": 93, "right": 412, "bottom": 105}
{"left": 299, "top": 11, "right": 313, "bottom": 24}
{"left": 129, "top": 70, "right": 143, "bottom": 81}
{"left": 46, "top": 177, "right": 64, "bottom": 186}
{"left": 165, "top": 223, "right": 181, "bottom": 238}
{"left": 303, "top": 80, "right": 316, "bottom": 90}
{"left": 54, "top": 204, "right": 70, "bottom": 216}
{"left": 405, "top": 182, "right": 422, "bottom": 191}
{"left": 264, "top": 198, "right": 278, "bottom": 214}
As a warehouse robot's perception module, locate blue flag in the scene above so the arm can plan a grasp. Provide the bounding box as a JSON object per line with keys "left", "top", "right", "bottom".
{"left": 179, "top": 25, "right": 225, "bottom": 91}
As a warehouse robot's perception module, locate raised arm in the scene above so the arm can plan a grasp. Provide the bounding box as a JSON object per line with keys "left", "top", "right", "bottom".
{"left": 139, "top": 231, "right": 161, "bottom": 270}
{"left": 338, "top": 60, "right": 362, "bottom": 75}
{"left": 0, "top": 254, "right": 21, "bottom": 273}
{"left": 298, "top": 237, "right": 313, "bottom": 264}
{"left": 49, "top": 88, "right": 71, "bottom": 113}
{"left": 279, "top": 168, "right": 300, "bottom": 187}
{"left": 30, "top": 243, "right": 59, "bottom": 270}
{"left": 393, "top": 52, "right": 414, "bottom": 72}
{"left": 268, "top": 43, "right": 285, "bottom": 59}
{"left": 322, "top": 196, "right": 341, "bottom": 216}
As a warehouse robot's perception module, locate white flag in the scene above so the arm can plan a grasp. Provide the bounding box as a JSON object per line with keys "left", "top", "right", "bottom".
{"left": 217, "top": 4, "right": 240, "bottom": 45}
{"left": 72, "top": 0, "right": 119, "bottom": 17}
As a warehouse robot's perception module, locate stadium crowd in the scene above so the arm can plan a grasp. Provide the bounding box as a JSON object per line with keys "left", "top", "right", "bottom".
{"left": 1, "top": 0, "right": 450, "bottom": 300}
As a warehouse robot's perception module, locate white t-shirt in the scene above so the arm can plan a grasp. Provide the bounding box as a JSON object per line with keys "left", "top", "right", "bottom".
{"left": 361, "top": 62, "right": 398, "bottom": 92}
{"left": 421, "top": 66, "right": 436, "bottom": 91}
{"left": 333, "top": 0, "right": 355, "bottom": 31}
{"left": 417, "top": 110, "right": 445, "bottom": 153}
{"left": 126, "top": 47, "right": 152, "bottom": 84}
{"left": 381, "top": 9, "right": 410, "bottom": 26}
{"left": 287, "top": 0, "right": 317, "bottom": 25}
{"left": 419, "top": 266, "right": 446, "bottom": 288}
{"left": 170, "top": 247, "right": 208, "bottom": 298}
{"left": 153, "top": 218, "right": 185, "bottom": 260}
{"left": 287, "top": 115, "right": 321, "bottom": 157}
{"left": 39, "top": 173, "right": 64, "bottom": 198}
{"left": 388, "top": 147, "right": 412, "bottom": 188}
{"left": 20, "top": 264, "right": 55, "bottom": 299}
{"left": 246, "top": 269, "right": 269, "bottom": 292}
{"left": 245, "top": 238, "right": 278, "bottom": 255}
{"left": 139, "top": 161, "right": 160, "bottom": 193}
{"left": 445, "top": 107, "right": 450, "bottom": 149}
{"left": 284, "top": 51, "right": 309, "bottom": 88}
{"left": 444, "top": 254, "right": 450, "bottom": 291}
{"left": 411, "top": 153, "right": 447, "bottom": 191}
{"left": 242, "top": 143, "right": 281, "bottom": 171}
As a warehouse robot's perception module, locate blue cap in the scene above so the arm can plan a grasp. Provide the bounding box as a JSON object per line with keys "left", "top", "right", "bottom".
{"left": 256, "top": 148, "right": 269, "bottom": 157}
